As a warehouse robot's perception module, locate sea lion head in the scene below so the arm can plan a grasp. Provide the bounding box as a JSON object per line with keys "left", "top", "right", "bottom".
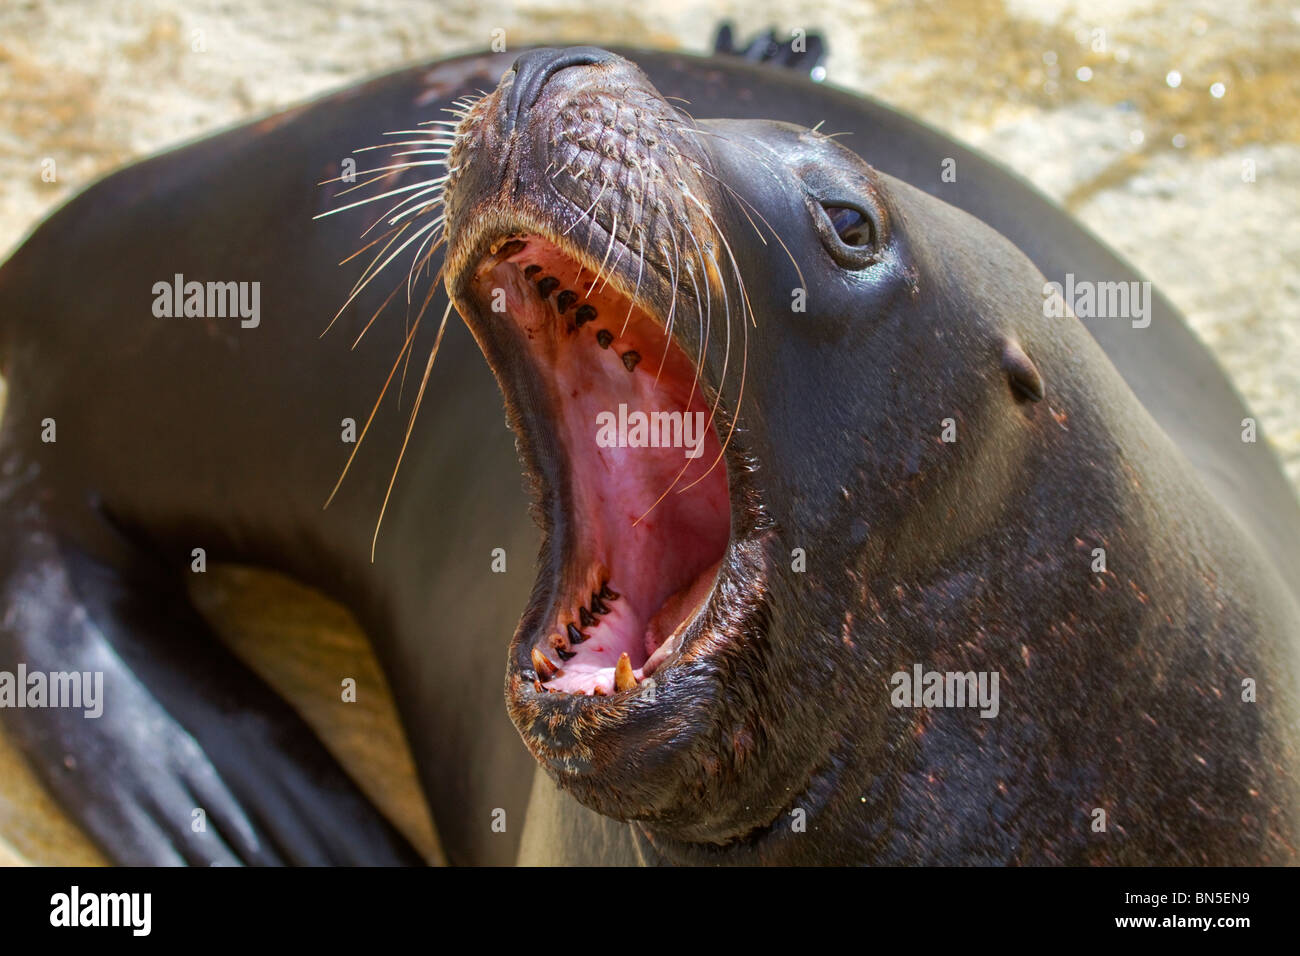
{"left": 439, "top": 48, "right": 1055, "bottom": 861}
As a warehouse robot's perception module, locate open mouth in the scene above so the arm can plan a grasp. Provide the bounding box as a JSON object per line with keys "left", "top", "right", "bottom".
{"left": 465, "top": 232, "right": 732, "bottom": 697}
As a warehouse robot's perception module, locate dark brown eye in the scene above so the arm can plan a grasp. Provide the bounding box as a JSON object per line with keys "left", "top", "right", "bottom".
{"left": 822, "top": 204, "right": 873, "bottom": 247}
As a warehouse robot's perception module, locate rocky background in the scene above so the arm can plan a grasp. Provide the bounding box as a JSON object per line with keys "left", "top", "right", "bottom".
{"left": 0, "top": 0, "right": 1297, "bottom": 864}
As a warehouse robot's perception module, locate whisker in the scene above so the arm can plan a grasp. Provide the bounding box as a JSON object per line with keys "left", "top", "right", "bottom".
{"left": 370, "top": 296, "right": 455, "bottom": 561}
{"left": 562, "top": 179, "right": 608, "bottom": 237}
{"left": 314, "top": 178, "right": 447, "bottom": 220}
{"left": 338, "top": 223, "right": 403, "bottom": 267}
{"left": 632, "top": 227, "right": 730, "bottom": 526}
{"left": 407, "top": 233, "right": 447, "bottom": 304}
{"left": 592, "top": 212, "right": 620, "bottom": 290}
{"left": 673, "top": 125, "right": 806, "bottom": 291}
{"left": 353, "top": 139, "right": 456, "bottom": 153}
{"left": 316, "top": 103, "right": 468, "bottom": 534}
{"left": 351, "top": 276, "right": 405, "bottom": 350}
{"left": 325, "top": 161, "right": 448, "bottom": 187}
{"left": 621, "top": 229, "right": 646, "bottom": 337}
{"left": 321, "top": 224, "right": 410, "bottom": 337}
{"left": 324, "top": 312, "right": 425, "bottom": 509}
{"left": 677, "top": 230, "right": 750, "bottom": 494}
{"left": 325, "top": 217, "right": 442, "bottom": 333}
{"left": 652, "top": 224, "right": 684, "bottom": 391}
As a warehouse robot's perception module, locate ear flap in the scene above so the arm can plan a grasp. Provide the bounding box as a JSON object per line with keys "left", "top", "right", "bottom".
{"left": 1001, "top": 339, "right": 1045, "bottom": 402}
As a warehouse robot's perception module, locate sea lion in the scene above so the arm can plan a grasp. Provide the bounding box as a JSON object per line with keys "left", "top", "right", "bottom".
{"left": 0, "top": 37, "right": 1296, "bottom": 865}
{"left": 439, "top": 48, "right": 1300, "bottom": 864}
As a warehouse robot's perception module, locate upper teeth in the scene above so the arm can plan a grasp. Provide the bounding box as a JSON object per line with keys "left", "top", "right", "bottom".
{"left": 512, "top": 252, "right": 644, "bottom": 374}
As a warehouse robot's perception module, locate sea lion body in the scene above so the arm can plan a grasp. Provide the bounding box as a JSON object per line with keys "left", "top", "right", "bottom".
{"left": 0, "top": 44, "right": 1297, "bottom": 864}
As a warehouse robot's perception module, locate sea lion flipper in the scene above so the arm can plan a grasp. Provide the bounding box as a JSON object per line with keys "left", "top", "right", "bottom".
{"left": 0, "top": 477, "right": 421, "bottom": 866}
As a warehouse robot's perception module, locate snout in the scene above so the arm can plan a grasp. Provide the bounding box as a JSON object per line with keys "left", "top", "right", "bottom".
{"left": 503, "top": 46, "right": 620, "bottom": 133}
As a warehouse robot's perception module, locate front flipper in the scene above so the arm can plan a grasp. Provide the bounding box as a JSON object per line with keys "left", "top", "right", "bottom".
{"left": 713, "top": 23, "right": 827, "bottom": 76}
{"left": 0, "top": 471, "right": 421, "bottom": 866}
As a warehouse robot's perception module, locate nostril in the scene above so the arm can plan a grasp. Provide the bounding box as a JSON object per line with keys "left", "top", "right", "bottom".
{"left": 505, "top": 46, "right": 617, "bottom": 133}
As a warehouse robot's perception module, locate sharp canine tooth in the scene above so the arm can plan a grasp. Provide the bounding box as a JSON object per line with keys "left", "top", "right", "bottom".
{"left": 567, "top": 622, "right": 588, "bottom": 645}
{"left": 615, "top": 653, "right": 637, "bottom": 692}
{"left": 600, "top": 583, "right": 620, "bottom": 601}
{"left": 531, "top": 648, "right": 558, "bottom": 680}
{"left": 621, "top": 351, "right": 641, "bottom": 372}
{"left": 557, "top": 290, "right": 578, "bottom": 313}
{"left": 575, "top": 304, "right": 597, "bottom": 326}
{"left": 538, "top": 276, "right": 559, "bottom": 298}
{"left": 579, "top": 606, "right": 596, "bottom": 627}
{"left": 523, "top": 264, "right": 541, "bottom": 279}
{"left": 590, "top": 593, "right": 609, "bottom": 615}
{"left": 595, "top": 329, "right": 613, "bottom": 348}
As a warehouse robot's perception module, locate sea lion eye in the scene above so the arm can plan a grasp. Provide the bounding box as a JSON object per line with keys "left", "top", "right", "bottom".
{"left": 823, "top": 204, "right": 873, "bottom": 247}
{"left": 811, "top": 197, "right": 881, "bottom": 268}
